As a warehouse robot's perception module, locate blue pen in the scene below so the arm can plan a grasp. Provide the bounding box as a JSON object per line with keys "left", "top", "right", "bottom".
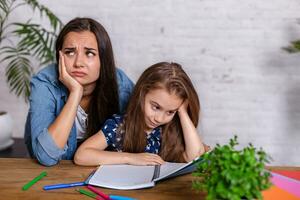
{"left": 43, "top": 181, "right": 86, "bottom": 190}
{"left": 109, "top": 195, "right": 137, "bottom": 200}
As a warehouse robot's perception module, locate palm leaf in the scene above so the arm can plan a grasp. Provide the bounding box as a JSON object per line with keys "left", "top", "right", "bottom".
{"left": 282, "top": 40, "right": 300, "bottom": 53}
{"left": 13, "top": 22, "right": 56, "bottom": 65}
{"left": 1, "top": 46, "right": 32, "bottom": 102}
{"left": 0, "top": 0, "right": 61, "bottom": 101}
{"left": 0, "top": 0, "right": 10, "bottom": 15}
{"left": 24, "top": 0, "right": 63, "bottom": 31}
{"left": 0, "top": 0, "right": 10, "bottom": 42}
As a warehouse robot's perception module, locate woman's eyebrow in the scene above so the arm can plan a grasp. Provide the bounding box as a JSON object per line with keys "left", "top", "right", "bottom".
{"left": 63, "top": 47, "right": 76, "bottom": 50}
{"left": 85, "top": 47, "right": 97, "bottom": 51}
{"left": 62, "top": 47, "right": 97, "bottom": 51}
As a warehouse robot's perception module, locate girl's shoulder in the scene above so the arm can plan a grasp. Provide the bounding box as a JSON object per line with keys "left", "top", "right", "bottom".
{"left": 110, "top": 114, "right": 124, "bottom": 124}
{"left": 102, "top": 114, "right": 124, "bottom": 131}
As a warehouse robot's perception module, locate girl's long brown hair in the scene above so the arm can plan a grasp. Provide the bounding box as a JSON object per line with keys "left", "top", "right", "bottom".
{"left": 55, "top": 18, "right": 119, "bottom": 137}
{"left": 122, "top": 62, "right": 200, "bottom": 162}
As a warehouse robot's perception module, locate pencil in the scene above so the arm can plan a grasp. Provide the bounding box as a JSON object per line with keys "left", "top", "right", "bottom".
{"left": 22, "top": 171, "right": 47, "bottom": 191}
{"left": 87, "top": 185, "right": 110, "bottom": 199}
{"left": 76, "top": 188, "right": 97, "bottom": 199}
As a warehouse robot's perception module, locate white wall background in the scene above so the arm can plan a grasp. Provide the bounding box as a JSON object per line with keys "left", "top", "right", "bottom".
{"left": 1, "top": 0, "right": 300, "bottom": 165}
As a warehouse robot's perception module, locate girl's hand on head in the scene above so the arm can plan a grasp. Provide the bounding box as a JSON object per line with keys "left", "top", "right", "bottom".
{"left": 59, "top": 51, "right": 83, "bottom": 95}
{"left": 127, "top": 153, "right": 165, "bottom": 166}
{"left": 178, "top": 99, "right": 189, "bottom": 115}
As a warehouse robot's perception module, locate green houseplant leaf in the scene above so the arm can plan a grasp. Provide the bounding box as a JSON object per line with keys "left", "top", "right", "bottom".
{"left": 282, "top": 40, "right": 300, "bottom": 53}
{"left": 0, "top": 0, "right": 62, "bottom": 101}
{"left": 13, "top": 22, "right": 56, "bottom": 65}
{"left": 192, "top": 135, "right": 272, "bottom": 200}
{"left": 1, "top": 45, "right": 32, "bottom": 101}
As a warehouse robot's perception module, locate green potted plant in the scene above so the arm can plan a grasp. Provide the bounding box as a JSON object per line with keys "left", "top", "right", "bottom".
{"left": 0, "top": 0, "right": 62, "bottom": 101}
{"left": 193, "top": 135, "right": 272, "bottom": 200}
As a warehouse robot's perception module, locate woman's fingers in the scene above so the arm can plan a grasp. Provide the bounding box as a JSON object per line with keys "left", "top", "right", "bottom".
{"left": 59, "top": 51, "right": 68, "bottom": 80}
{"left": 58, "top": 51, "right": 63, "bottom": 79}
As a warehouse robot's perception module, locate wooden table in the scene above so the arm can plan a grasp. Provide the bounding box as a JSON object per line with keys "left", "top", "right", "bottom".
{"left": 1, "top": 158, "right": 299, "bottom": 200}
{"left": 0, "top": 158, "right": 206, "bottom": 200}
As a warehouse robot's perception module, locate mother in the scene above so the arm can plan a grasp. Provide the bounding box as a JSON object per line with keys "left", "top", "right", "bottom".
{"left": 24, "top": 17, "right": 134, "bottom": 166}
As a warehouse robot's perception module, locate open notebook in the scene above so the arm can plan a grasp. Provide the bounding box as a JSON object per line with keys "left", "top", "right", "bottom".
{"left": 86, "top": 157, "right": 203, "bottom": 190}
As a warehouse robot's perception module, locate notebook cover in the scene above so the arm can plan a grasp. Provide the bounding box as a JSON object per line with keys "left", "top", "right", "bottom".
{"left": 272, "top": 170, "right": 300, "bottom": 181}
{"left": 270, "top": 172, "right": 300, "bottom": 198}
{"left": 262, "top": 185, "right": 300, "bottom": 200}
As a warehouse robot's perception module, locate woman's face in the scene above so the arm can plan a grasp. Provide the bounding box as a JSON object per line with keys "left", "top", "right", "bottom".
{"left": 144, "top": 87, "right": 183, "bottom": 130}
{"left": 62, "top": 31, "right": 100, "bottom": 87}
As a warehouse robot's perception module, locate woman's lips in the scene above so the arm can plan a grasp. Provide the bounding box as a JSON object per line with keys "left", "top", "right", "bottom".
{"left": 71, "top": 71, "right": 87, "bottom": 77}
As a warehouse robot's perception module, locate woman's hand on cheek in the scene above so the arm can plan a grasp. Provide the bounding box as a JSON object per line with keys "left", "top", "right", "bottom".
{"left": 59, "top": 51, "right": 83, "bottom": 96}
{"left": 127, "top": 153, "right": 165, "bottom": 166}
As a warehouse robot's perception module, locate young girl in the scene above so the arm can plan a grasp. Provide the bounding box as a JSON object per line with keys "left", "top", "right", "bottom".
{"left": 74, "top": 62, "right": 206, "bottom": 166}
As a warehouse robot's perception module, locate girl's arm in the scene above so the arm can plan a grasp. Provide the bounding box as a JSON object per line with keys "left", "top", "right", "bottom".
{"left": 48, "top": 51, "right": 83, "bottom": 149}
{"left": 178, "top": 100, "right": 205, "bottom": 162}
{"left": 74, "top": 131, "right": 165, "bottom": 166}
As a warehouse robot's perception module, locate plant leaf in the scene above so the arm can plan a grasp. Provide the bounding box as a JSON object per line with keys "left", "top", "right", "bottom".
{"left": 1, "top": 46, "right": 33, "bottom": 101}
{"left": 13, "top": 22, "right": 56, "bottom": 64}
{"left": 24, "top": 0, "right": 63, "bottom": 31}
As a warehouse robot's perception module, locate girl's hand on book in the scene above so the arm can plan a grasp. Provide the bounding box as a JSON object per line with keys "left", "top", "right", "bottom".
{"left": 128, "top": 153, "right": 165, "bottom": 166}
{"left": 203, "top": 143, "right": 211, "bottom": 152}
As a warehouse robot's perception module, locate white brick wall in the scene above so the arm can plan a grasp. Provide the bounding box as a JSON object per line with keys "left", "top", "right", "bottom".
{"left": 1, "top": 0, "right": 300, "bottom": 165}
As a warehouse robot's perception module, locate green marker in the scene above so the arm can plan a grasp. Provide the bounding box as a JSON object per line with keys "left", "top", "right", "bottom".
{"left": 77, "top": 188, "right": 97, "bottom": 199}
{"left": 22, "top": 171, "right": 47, "bottom": 191}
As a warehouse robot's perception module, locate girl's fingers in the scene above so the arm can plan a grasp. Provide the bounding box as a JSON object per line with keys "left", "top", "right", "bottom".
{"left": 203, "top": 143, "right": 211, "bottom": 152}
{"left": 149, "top": 154, "right": 165, "bottom": 165}
{"left": 145, "top": 160, "right": 162, "bottom": 166}
{"left": 139, "top": 153, "right": 165, "bottom": 165}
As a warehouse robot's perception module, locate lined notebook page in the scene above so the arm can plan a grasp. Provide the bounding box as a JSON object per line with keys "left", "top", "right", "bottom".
{"left": 88, "top": 165, "right": 155, "bottom": 190}
{"left": 155, "top": 162, "right": 188, "bottom": 181}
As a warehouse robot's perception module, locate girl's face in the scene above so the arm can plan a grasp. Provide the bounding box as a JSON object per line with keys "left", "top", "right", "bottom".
{"left": 144, "top": 87, "right": 183, "bottom": 131}
{"left": 62, "top": 31, "right": 100, "bottom": 87}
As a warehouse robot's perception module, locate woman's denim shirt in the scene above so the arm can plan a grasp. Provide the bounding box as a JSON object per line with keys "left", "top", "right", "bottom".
{"left": 24, "top": 64, "right": 134, "bottom": 166}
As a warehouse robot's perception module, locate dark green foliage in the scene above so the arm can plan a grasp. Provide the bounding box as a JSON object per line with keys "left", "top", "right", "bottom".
{"left": 282, "top": 40, "right": 300, "bottom": 53}
{"left": 192, "top": 135, "right": 272, "bottom": 200}
{"left": 0, "top": 0, "right": 62, "bottom": 101}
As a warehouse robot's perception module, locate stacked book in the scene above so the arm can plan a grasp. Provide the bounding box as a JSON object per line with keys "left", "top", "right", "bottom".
{"left": 262, "top": 169, "right": 300, "bottom": 200}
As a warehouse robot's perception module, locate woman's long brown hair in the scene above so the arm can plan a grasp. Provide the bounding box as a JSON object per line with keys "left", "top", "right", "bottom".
{"left": 122, "top": 62, "right": 200, "bottom": 162}
{"left": 55, "top": 18, "right": 119, "bottom": 137}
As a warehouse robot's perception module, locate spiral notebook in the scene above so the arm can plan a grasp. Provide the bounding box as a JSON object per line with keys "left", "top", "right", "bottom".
{"left": 86, "top": 157, "right": 203, "bottom": 190}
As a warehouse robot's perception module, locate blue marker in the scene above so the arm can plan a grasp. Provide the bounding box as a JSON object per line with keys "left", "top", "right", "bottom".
{"left": 110, "top": 195, "right": 137, "bottom": 200}
{"left": 43, "top": 181, "right": 86, "bottom": 190}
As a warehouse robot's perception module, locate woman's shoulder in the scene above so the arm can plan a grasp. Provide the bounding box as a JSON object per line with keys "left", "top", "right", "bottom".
{"left": 32, "top": 63, "right": 59, "bottom": 84}
{"left": 115, "top": 68, "right": 134, "bottom": 87}
{"left": 30, "top": 63, "right": 67, "bottom": 96}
